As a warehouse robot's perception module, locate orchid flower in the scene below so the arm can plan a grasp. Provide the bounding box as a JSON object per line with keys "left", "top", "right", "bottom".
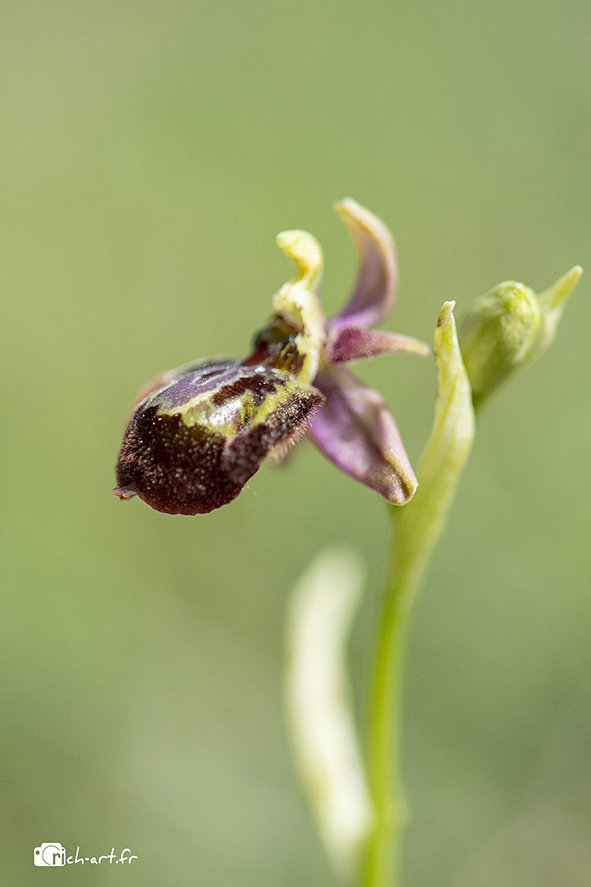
{"left": 113, "top": 199, "right": 428, "bottom": 514}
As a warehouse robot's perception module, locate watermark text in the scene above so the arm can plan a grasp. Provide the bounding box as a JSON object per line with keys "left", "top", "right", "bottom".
{"left": 34, "top": 843, "right": 138, "bottom": 866}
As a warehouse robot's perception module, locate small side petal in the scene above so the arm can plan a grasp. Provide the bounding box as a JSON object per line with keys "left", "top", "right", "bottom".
{"left": 308, "top": 365, "right": 417, "bottom": 505}
{"left": 328, "top": 327, "right": 429, "bottom": 364}
{"left": 331, "top": 198, "right": 398, "bottom": 331}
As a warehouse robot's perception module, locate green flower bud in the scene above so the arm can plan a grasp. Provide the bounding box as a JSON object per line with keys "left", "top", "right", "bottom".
{"left": 458, "top": 266, "right": 581, "bottom": 406}
{"left": 458, "top": 282, "right": 541, "bottom": 404}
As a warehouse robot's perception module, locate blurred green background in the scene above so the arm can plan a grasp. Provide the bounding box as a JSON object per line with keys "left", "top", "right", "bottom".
{"left": 2, "top": 0, "right": 590, "bottom": 884}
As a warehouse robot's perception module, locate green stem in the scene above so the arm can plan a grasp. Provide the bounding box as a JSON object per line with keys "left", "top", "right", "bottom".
{"left": 362, "top": 302, "right": 475, "bottom": 887}
{"left": 363, "top": 516, "right": 413, "bottom": 887}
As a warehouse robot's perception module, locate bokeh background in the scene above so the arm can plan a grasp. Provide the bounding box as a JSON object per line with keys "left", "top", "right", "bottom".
{"left": 2, "top": 0, "right": 590, "bottom": 884}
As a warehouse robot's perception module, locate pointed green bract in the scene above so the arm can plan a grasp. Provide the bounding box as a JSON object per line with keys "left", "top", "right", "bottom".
{"left": 395, "top": 301, "right": 475, "bottom": 598}
{"left": 535, "top": 265, "right": 582, "bottom": 356}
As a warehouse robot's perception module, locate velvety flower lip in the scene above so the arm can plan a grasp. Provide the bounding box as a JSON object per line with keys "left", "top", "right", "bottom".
{"left": 113, "top": 199, "right": 428, "bottom": 514}
{"left": 114, "top": 360, "right": 324, "bottom": 514}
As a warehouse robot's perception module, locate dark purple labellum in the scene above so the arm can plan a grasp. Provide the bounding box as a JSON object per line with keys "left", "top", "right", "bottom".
{"left": 113, "top": 361, "right": 324, "bottom": 514}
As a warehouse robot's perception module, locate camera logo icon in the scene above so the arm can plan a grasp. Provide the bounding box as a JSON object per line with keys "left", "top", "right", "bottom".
{"left": 34, "top": 843, "right": 66, "bottom": 866}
